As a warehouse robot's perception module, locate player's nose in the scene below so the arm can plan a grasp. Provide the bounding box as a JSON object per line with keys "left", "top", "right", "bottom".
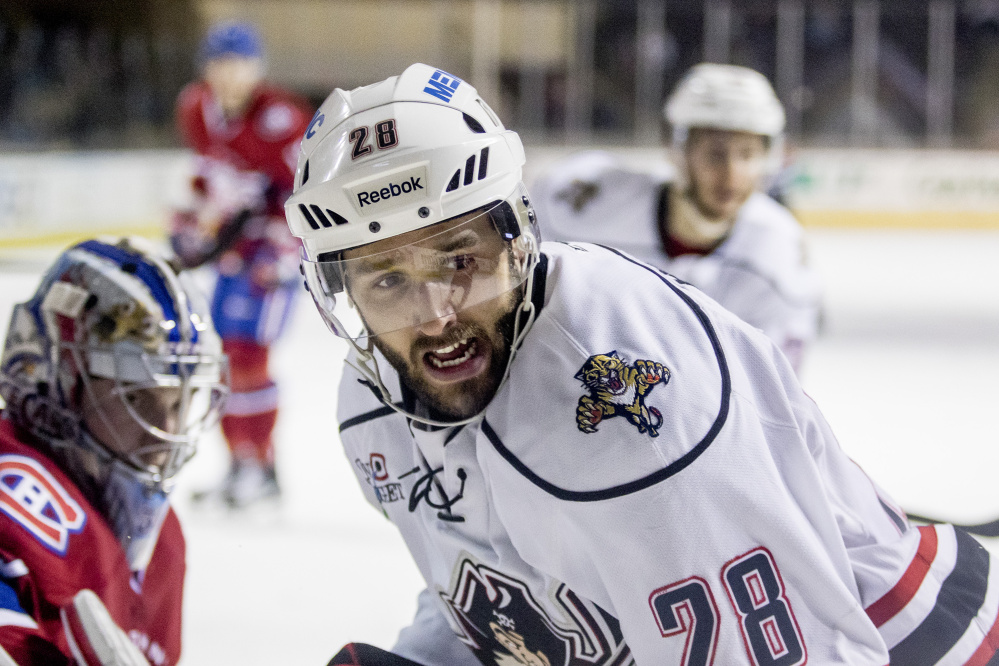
{"left": 414, "top": 282, "right": 459, "bottom": 335}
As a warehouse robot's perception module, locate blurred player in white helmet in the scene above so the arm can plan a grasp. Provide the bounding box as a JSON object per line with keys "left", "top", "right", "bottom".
{"left": 171, "top": 21, "right": 314, "bottom": 508}
{"left": 0, "top": 238, "right": 228, "bottom": 665}
{"left": 289, "top": 64, "right": 999, "bottom": 666}
{"left": 532, "top": 63, "right": 821, "bottom": 374}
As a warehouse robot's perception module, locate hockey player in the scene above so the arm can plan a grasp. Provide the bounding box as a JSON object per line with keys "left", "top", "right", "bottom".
{"left": 172, "top": 21, "right": 313, "bottom": 507}
{"left": 531, "top": 63, "right": 821, "bottom": 373}
{"left": 288, "top": 64, "right": 999, "bottom": 665}
{"left": 0, "top": 238, "right": 228, "bottom": 665}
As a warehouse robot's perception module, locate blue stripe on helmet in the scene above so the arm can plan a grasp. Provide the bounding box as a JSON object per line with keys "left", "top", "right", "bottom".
{"left": 76, "top": 240, "right": 190, "bottom": 344}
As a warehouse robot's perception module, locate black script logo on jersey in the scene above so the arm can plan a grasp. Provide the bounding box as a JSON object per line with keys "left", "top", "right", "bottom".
{"left": 406, "top": 465, "right": 466, "bottom": 523}
{"left": 575, "top": 350, "right": 670, "bottom": 437}
{"left": 356, "top": 176, "right": 423, "bottom": 208}
{"left": 440, "top": 559, "right": 631, "bottom": 665}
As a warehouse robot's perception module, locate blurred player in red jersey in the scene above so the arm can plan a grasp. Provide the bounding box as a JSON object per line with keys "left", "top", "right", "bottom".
{"left": 171, "top": 21, "right": 313, "bottom": 508}
{"left": 0, "top": 238, "right": 228, "bottom": 665}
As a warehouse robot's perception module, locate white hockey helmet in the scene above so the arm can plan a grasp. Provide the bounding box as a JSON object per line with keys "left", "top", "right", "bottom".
{"left": 664, "top": 63, "right": 785, "bottom": 141}
{"left": 286, "top": 63, "right": 539, "bottom": 342}
{"left": 664, "top": 63, "right": 786, "bottom": 186}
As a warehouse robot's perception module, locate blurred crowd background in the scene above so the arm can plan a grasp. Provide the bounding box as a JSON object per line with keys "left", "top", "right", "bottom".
{"left": 4, "top": 0, "right": 999, "bottom": 152}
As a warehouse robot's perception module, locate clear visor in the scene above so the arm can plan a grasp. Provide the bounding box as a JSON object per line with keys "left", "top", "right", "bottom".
{"left": 303, "top": 187, "right": 537, "bottom": 341}
{"left": 81, "top": 348, "right": 229, "bottom": 484}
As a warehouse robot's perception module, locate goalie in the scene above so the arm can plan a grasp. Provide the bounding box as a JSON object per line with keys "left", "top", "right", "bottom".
{"left": 0, "top": 238, "right": 228, "bottom": 665}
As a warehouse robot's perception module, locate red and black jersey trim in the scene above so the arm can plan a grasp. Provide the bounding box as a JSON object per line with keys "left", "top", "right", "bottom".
{"left": 887, "top": 527, "right": 994, "bottom": 665}
{"left": 482, "top": 245, "right": 731, "bottom": 501}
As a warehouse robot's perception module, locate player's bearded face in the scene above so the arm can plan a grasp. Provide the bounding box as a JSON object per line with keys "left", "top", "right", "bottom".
{"left": 343, "top": 208, "right": 525, "bottom": 420}
{"left": 685, "top": 129, "right": 768, "bottom": 221}
{"left": 373, "top": 291, "right": 519, "bottom": 420}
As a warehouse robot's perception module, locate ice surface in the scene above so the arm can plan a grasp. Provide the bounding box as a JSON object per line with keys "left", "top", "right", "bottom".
{"left": 1, "top": 228, "right": 997, "bottom": 664}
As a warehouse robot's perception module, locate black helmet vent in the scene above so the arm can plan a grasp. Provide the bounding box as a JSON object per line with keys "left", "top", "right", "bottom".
{"left": 463, "top": 113, "right": 485, "bottom": 133}
{"left": 299, "top": 204, "right": 349, "bottom": 229}
{"left": 446, "top": 147, "right": 491, "bottom": 193}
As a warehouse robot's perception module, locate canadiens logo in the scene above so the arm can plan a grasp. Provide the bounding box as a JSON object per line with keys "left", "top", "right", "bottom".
{"left": 575, "top": 351, "right": 670, "bottom": 437}
{"left": 0, "top": 455, "right": 86, "bottom": 555}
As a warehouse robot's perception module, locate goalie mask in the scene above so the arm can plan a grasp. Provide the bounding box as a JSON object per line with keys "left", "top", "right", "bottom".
{"left": 0, "top": 237, "right": 228, "bottom": 570}
{"left": 286, "top": 63, "right": 540, "bottom": 425}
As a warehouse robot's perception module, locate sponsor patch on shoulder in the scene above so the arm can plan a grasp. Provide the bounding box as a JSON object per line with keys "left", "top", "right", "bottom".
{"left": 575, "top": 351, "right": 671, "bottom": 437}
{"left": 0, "top": 455, "right": 86, "bottom": 555}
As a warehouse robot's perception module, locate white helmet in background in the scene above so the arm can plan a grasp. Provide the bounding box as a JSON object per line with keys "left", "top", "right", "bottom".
{"left": 664, "top": 63, "right": 786, "bottom": 179}
{"left": 286, "top": 63, "right": 541, "bottom": 424}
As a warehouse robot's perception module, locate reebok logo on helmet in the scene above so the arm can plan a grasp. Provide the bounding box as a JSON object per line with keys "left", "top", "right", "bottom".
{"left": 356, "top": 176, "right": 423, "bottom": 207}
{"left": 346, "top": 164, "right": 428, "bottom": 216}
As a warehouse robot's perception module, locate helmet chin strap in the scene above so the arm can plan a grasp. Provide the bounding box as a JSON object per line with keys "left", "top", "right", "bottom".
{"left": 342, "top": 236, "right": 540, "bottom": 429}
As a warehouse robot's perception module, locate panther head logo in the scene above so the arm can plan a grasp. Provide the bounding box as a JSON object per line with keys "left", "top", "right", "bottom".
{"left": 574, "top": 351, "right": 670, "bottom": 437}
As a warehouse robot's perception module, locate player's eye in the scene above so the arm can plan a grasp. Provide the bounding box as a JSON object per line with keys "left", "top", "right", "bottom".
{"left": 372, "top": 272, "right": 406, "bottom": 290}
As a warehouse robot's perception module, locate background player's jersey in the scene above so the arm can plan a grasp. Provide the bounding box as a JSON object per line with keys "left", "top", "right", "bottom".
{"left": 337, "top": 242, "right": 999, "bottom": 665}
{"left": 531, "top": 150, "right": 822, "bottom": 372}
{"left": 176, "top": 81, "right": 310, "bottom": 210}
{"left": 175, "top": 81, "right": 311, "bottom": 267}
{"left": 175, "top": 81, "right": 311, "bottom": 343}
{"left": 0, "top": 418, "right": 185, "bottom": 666}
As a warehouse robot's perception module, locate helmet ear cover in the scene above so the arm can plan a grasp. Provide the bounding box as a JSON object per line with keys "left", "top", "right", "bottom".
{"left": 488, "top": 200, "right": 523, "bottom": 240}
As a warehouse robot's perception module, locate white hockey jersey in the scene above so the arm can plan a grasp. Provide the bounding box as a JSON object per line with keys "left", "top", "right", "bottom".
{"left": 336, "top": 242, "right": 999, "bottom": 665}
{"left": 530, "top": 151, "right": 821, "bottom": 372}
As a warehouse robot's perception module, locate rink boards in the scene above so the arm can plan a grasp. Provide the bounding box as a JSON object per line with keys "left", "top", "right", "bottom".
{"left": 2, "top": 146, "right": 999, "bottom": 260}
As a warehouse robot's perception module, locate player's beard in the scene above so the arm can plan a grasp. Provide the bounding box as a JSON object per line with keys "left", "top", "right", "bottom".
{"left": 374, "top": 294, "right": 520, "bottom": 422}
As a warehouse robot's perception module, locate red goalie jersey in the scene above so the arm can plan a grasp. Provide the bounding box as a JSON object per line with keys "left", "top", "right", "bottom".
{"left": 0, "top": 418, "right": 185, "bottom": 666}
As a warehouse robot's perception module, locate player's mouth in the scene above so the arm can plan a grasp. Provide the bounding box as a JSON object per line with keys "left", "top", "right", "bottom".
{"left": 421, "top": 336, "right": 489, "bottom": 383}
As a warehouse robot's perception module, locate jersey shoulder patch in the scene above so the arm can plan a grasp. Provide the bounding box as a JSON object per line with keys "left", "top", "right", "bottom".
{"left": 483, "top": 244, "right": 730, "bottom": 501}
{"left": 0, "top": 454, "right": 86, "bottom": 555}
